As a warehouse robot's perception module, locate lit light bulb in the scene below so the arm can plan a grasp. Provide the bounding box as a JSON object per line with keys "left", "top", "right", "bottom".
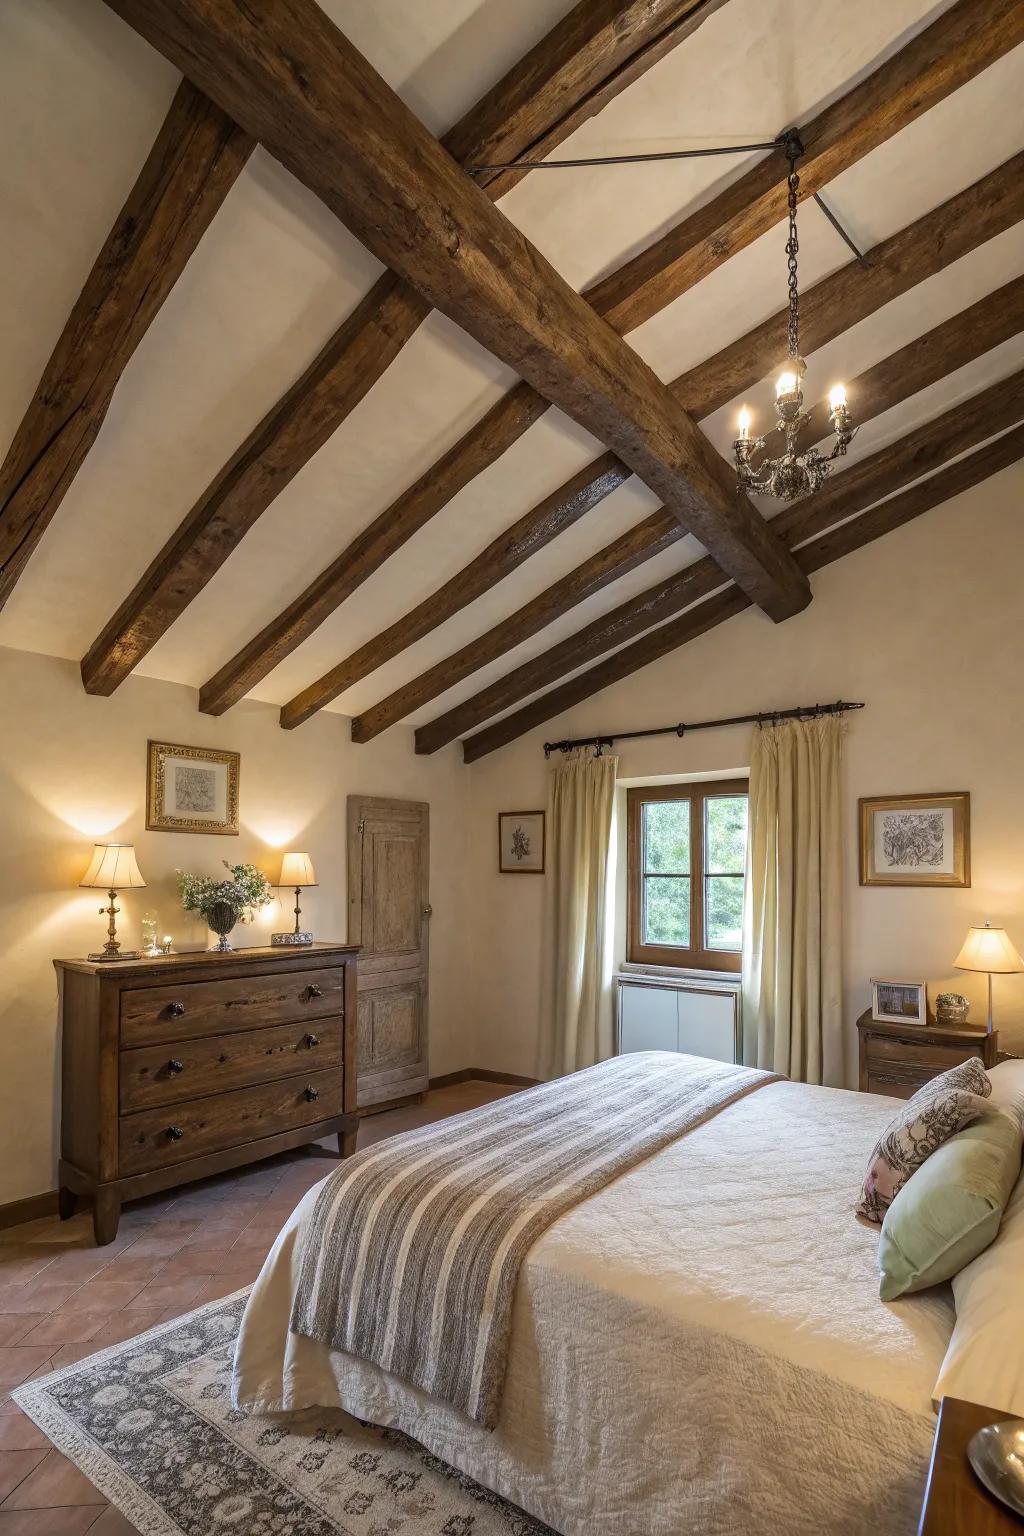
{"left": 829, "top": 383, "right": 847, "bottom": 412}
{"left": 775, "top": 370, "right": 798, "bottom": 399}
{"left": 738, "top": 407, "right": 752, "bottom": 440}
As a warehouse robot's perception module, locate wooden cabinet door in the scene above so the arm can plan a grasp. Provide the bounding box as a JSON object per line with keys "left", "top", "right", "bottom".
{"left": 348, "top": 796, "right": 429, "bottom": 1108}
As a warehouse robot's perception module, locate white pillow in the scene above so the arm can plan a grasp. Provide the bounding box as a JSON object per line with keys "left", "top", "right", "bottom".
{"left": 933, "top": 1065, "right": 1024, "bottom": 1416}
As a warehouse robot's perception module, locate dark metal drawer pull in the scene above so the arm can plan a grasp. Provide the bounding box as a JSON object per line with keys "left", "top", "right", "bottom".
{"left": 305, "top": 984, "right": 323, "bottom": 1001}
{"left": 305, "top": 1033, "right": 320, "bottom": 1048}
{"left": 166, "top": 1125, "right": 184, "bottom": 1140}
{"left": 167, "top": 1059, "right": 185, "bottom": 1075}
{"left": 304, "top": 1086, "right": 319, "bottom": 1102}
{"left": 167, "top": 1001, "right": 187, "bottom": 1017}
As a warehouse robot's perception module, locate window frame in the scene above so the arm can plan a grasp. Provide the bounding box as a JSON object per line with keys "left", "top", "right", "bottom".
{"left": 626, "top": 779, "right": 749, "bottom": 974}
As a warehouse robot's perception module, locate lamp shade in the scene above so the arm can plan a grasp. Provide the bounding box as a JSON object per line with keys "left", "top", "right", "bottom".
{"left": 954, "top": 924, "right": 1024, "bottom": 975}
{"left": 80, "top": 844, "right": 146, "bottom": 890}
{"left": 277, "top": 851, "right": 317, "bottom": 888}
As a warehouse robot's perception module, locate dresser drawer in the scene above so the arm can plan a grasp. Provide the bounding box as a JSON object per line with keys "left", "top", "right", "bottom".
{"left": 119, "top": 1017, "right": 342, "bottom": 1112}
{"left": 118, "top": 1067, "right": 341, "bottom": 1176}
{"left": 119, "top": 966, "right": 346, "bottom": 1045}
{"left": 866, "top": 1067, "right": 935, "bottom": 1099}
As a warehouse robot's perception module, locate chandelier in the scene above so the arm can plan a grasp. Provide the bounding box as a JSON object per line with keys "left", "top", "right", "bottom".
{"left": 733, "top": 133, "right": 856, "bottom": 500}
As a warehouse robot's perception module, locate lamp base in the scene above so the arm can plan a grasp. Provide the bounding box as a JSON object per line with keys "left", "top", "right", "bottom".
{"left": 88, "top": 950, "right": 142, "bottom": 962}
{"left": 271, "top": 931, "right": 313, "bottom": 946}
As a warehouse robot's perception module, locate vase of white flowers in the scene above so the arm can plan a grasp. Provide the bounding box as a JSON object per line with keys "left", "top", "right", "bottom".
{"left": 177, "top": 862, "right": 273, "bottom": 952}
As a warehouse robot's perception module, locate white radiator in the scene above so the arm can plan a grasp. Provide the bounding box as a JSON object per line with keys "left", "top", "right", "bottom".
{"left": 616, "top": 975, "right": 739, "bottom": 1064}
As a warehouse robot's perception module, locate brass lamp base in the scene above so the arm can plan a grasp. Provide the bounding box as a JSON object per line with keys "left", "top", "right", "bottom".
{"left": 88, "top": 950, "right": 142, "bottom": 962}
{"left": 271, "top": 931, "right": 313, "bottom": 946}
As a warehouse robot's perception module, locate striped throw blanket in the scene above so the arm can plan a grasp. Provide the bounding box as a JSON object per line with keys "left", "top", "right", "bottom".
{"left": 291, "top": 1051, "right": 779, "bottom": 1427}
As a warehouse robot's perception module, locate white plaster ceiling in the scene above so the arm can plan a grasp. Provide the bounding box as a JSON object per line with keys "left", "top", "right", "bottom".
{"left": 1, "top": 0, "right": 1022, "bottom": 743}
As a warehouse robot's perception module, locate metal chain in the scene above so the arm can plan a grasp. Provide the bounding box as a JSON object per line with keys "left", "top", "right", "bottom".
{"left": 785, "top": 161, "right": 800, "bottom": 359}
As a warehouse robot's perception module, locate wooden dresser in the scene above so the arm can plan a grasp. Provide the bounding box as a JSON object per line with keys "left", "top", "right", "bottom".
{"left": 857, "top": 1009, "right": 999, "bottom": 1098}
{"left": 55, "top": 944, "right": 358, "bottom": 1244}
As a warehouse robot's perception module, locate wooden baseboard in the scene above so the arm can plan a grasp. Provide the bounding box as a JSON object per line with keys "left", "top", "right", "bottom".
{"left": 428, "top": 1067, "right": 539, "bottom": 1090}
{"left": 0, "top": 1189, "right": 59, "bottom": 1232}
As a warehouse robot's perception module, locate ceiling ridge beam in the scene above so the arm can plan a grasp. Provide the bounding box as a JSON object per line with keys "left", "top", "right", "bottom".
{"left": 287, "top": 264, "right": 1024, "bottom": 737}
{"left": 0, "top": 80, "right": 252, "bottom": 609}
{"left": 460, "top": 420, "right": 1024, "bottom": 763}
{"left": 79, "top": 0, "right": 729, "bottom": 696}
{"left": 205, "top": 146, "right": 1024, "bottom": 719}
{"left": 434, "top": 369, "right": 1024, "bottom": 759}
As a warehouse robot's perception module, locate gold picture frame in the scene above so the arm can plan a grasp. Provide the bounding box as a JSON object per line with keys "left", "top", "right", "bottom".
{"left": 859, "top": 792, "right": 970, "bottom": 887}
{"left": 146, "top": 741, "right": 240, "bottom": 835}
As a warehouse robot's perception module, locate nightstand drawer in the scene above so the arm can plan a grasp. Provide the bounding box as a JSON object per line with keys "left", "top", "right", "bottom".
{"left": 119, "top": 1018, "right": 343, "bottom": 1111}
{"left": 119, "top": 966, "right": 346, "bottom": 1045}
{"left": 865, "top": 1034, "right": 985, "bottom": 1074}
{"left": 118, "top": 1068, "right": 342, "bottom": 1176}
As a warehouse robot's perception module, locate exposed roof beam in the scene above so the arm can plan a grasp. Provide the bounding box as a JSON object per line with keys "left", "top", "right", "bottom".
{"left": 278, "top": 455, "right": 632, "bottom": 730}
{"left": 331, "top": 269, "right": 1024, "bottom": 741}
{"left": 447, "top": 372, "right": 1024, "bottom": 760}
{"left": 586, "top": 0, "right": 1024, "bottom": 333}
{"left": 461, "top": 422, "right": 1024, "bottom": 763}
{"left": 0, "top": 81, "right": 252, "bottom": 608}
{"left": 80, "top": 0, "right": 730, "bottom": 694}
{"left": 213, "top": 148, "right": 1024, "bottom": 718}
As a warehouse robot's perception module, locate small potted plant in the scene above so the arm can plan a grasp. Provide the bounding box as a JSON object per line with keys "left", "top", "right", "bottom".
{"left": 177, "top": 861, "right": 273, "bottom": 952}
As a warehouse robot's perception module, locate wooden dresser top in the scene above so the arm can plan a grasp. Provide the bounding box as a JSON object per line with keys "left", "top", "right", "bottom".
{"left": 54, "top": 942, "right": 359, "bottom": 978}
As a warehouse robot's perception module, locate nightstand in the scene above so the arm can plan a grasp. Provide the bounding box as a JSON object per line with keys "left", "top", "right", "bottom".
{"left": 857, "top": 1010, "right": 999, "bottom": 1098}
{"left": 919, "top": 1397, "right": 1022, "bottom": 1534}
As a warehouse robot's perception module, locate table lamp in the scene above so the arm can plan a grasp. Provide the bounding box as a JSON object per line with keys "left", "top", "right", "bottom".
{"left": 80, "top": 843, "right": 146, "bottom": 961}
{"left": 954, "top": 921, "right": 1024, "bottom": 1033}
{"left": 272, "top": 852, "right": 317, "bottom": 946}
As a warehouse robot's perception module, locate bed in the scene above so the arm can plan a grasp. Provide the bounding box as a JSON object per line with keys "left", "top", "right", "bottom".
{"left": 232, "top": 1057, "right": 1023, "bottom": 1536}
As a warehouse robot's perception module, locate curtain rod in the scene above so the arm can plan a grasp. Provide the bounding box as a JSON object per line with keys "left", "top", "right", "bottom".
{"left": 542, "top": 699, "right": 865, "bottom": 757}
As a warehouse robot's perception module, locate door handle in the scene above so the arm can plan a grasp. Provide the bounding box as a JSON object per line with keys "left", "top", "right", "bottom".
{"left": 422, "top": 904, "right": 432, "bottom": 917}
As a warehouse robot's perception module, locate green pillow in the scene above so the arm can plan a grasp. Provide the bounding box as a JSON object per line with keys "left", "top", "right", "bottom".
{"left": 878, "top": 1107, "right": 1023, "bottom": 1301}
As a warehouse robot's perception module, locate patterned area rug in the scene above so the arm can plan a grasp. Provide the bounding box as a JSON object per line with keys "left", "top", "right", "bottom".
{"left": 13, "top": 1288, "right": 555, "bottom": 1536}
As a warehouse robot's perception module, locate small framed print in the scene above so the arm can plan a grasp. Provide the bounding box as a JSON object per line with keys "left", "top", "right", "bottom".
{"left": 147, "top": 741, "right": 240, "bottom": 835}
{"left": 498, "top": 811, "right": 545, "bottom": 874}
{"left": 859, "top": 792, "right": 970, "bottom": 887}
{"left": 871, "top": 979, "right": 927, "bottom": 1026}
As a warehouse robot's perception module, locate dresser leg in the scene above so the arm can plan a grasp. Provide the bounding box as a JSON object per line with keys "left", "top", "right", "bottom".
{"left": 338, "top": 1129, "right": 357, "bottom": 1159}
{"left": 58, "top": 1186, "right": 78, "bottom": 1221}
{"left": 92, "top": 1188, "right": 121, "bottom": 1246}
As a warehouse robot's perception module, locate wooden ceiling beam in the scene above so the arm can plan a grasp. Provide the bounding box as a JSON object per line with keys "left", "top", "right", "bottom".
{"left": 350, "top": 508, "right": 685, "bottom": 742}
{"left": 80, "top": 0, "right": 729, "bottom": 696}
{"left": 440, "top": 373, "right": 1024, "bottom": 759}
{"left": 460, "top": 422, "right": 1024, "bottom": 763}
{"left": 95, "top": 0, "right": 815, "bottom": 675}
{"left": 586, "top": 0, "right": 1024, "bottom": 333}
{"left": 207, "top": 151, "right": 1024, "bottom": 718}
{"left": 356, "top": 285, "right": 1024, "bottom": 745}
{"left": 0, "top": 81, "right": 252, "bottom": 608}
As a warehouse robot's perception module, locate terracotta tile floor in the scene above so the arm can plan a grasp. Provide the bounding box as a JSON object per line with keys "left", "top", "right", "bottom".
{"left": 0, "top": 1080, "right": 515, "bottom": 1533}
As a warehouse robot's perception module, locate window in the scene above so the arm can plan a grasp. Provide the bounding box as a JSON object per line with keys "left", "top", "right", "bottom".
{"left": 626, "top": 780, "right": 748, "bottom": 972}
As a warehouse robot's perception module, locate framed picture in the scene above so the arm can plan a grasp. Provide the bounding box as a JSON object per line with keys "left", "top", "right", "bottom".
{"left": 859, "top": 792, "right": 970, "bottom": 887}
{"left": 498, "top": 810, "right": 545, "bottom": 874}
{"left": 147, "top": 741, "right": 240, "bottom": 835}
{"left": 871, "top": 978, "right": 927, "bottom": 1026}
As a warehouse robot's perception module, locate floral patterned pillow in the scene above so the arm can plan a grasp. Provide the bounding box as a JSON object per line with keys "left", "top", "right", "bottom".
{"left": 857, "top": 1057, "right": 992, "bottom": 1223}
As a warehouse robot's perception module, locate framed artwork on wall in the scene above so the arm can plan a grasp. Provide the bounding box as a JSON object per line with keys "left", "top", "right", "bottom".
{"left": 871, "top": 979, "right": 927, "bottom": 1026}
{"left": 498, "top": 810, "right": 545, "bottom": 874}
{"left": 859, "top": 792, "right": 970, "bottom": 887}
{"left": 146, "top": 741, "right": 240, "bottom": 835}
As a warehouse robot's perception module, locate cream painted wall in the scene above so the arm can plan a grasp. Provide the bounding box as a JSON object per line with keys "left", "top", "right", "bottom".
{"left": 0, "top": 649, "right": 471, "bottom": 1205}
{"left": 463, "top": 460, "right": 1024, "bottom": 1085}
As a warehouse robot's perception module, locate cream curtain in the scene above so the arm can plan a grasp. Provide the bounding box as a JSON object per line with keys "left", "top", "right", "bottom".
{"left": 539, "top": 750, "right": 618, "bottom": 1079}
{"left": 741, "top": 715, "right": 844, "bottom": 1085}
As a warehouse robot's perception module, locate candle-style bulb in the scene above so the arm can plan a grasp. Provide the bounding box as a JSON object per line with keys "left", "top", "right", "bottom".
{"left": 738, "top": 407, "right": 752, "bottom": 440}
{"left": 829, "top": 383, "right": 847, "bottom": 412}
{"left": 776, "top": 369, "right": 798, "bottom": 399}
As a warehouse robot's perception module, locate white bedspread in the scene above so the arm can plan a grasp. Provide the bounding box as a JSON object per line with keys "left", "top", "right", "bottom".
{"left": 233, "top": 1079, "right": 955, "bottom": 1536}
